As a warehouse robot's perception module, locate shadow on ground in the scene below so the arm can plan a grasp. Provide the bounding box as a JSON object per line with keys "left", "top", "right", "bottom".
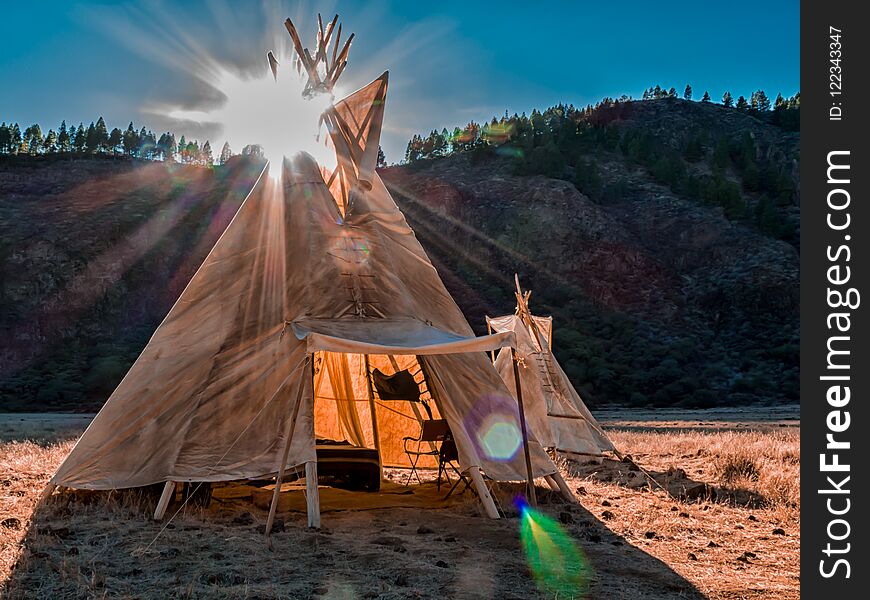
{"left": 3, "top": 475, "right": 706, "bottom": 599}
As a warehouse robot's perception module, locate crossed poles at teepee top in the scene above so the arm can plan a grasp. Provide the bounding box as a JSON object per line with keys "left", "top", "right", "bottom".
{"left": 267, "top": 14, "right": 354, "bottom": 97}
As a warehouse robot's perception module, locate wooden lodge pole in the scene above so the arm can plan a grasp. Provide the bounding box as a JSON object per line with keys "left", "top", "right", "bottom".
{"left": 363, "top": 355, "right": 383, "bottom": 481}
{"left": 549, "top": 471, "right": 578, "bottom": 504}
{"left": 305, "top": 358, "right": 321, "bottom": 529}
{"left": 153, "top": 481, "right": 176, "bottom": 520}
{"left": 305, "top": 461, "right": 321, "bottom": 528}
{"left": 511, "top": 348, "right": 537, "bottom": 507}
{"left": 265, "top": 356, "right": 311, "bottom": 537}
{"left": 468, "top": 467, "right": 500, "bottom": 519}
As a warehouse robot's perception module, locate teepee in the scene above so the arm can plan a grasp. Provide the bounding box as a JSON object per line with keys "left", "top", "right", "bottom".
{"left": 43, "top": 15, "right": 575, "bottom": 531}
{"left": 487, "top": 277, "right": 615, "bottom": 457}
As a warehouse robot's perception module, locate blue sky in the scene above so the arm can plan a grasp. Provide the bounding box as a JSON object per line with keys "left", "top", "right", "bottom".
{"left": 1, "top": 1, "right": 799, "bottom": 162}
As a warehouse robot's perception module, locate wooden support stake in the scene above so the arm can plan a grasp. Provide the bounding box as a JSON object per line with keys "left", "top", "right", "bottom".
{"left": 305, "top": 461, "right": 321, "bottom": 528}
{"left": 266, "top": 356, "right": 311, "bottom": 537}
{"left": 511, "top": 348, "right": 537, "bottom": 507}
{"left": 363, "top": 355, "right": 383, "bottom": 482}
{"left": 549, "top": 471, "right": 578, "bottom": 504}
{"left": 544, "top": 474, "right": 561, "bottom": 493}
{"left": 153, "top": 481, "right": 175, "bottom": 520}
{"left": 468, "top": 467, "right": 500, "bottom": 519}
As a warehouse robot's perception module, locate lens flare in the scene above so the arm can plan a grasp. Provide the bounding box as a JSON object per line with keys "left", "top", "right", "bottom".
{"left": 479, "top": 417, "right": 522, "bottom": 461}
{"left": 464, "top": 394, "right": 524, "bottom": 463}
{"left": 516, "top": 498, "right": 592, "bottom": 597}
{"left": 167, "top": 66, "right": 337, "bottom": 177}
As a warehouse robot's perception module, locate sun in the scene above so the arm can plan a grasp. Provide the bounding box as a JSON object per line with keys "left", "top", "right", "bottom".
{"left": 168, "top": 65, "right": 338, "bottom": 175}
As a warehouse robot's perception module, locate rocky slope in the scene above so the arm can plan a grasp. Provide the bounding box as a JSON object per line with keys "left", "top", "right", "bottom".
{"left": 382, "top": 153, "right": 798, "bottom": 408}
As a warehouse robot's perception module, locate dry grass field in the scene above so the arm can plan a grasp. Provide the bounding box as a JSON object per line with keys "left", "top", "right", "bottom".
{"left": 0, "top": 410, "right": 799, "bottom": 599}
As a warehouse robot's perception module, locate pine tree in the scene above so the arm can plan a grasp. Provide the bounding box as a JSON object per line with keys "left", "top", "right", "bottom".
{"left": 201, "top": 141, "right": 213, "bottom": 166}
{"left": 219, "top": 141, "right": 233, "bottom": 165}
{"left": 178, "top": 135, "right": 187, "bottom": 163}
{"left": 722, "top": 91, "right": 733, "bottom": 108}
{"left": 404, "top": 134, "right": 422, "bottom": 163}
{"left": 144, "top": 130, "right": 157, "bottom": 159}
{"left": 701, "top": 91, "right": 711, "bottom": 103}
{"left": 735, "top": 95, "right": 749, "bottom": 111}
{"left": 755, "top": 90, "right": 771, "bottom": 111}
{"left": 166, "top": 134, "right": 177, "bottom": 162}
{"left": 432, "top": 129, "right": 447, "bottom": 156}
{"left": 24, "top": 124, "right": 43, "bottom": 155}
{"left": 123, "top": 122, "right": 138, "bottom": 156}
{"left": 774, "top": 93, "right": 785, "bottom": 109}
{"left": 684, "top": 84, "right": 693, "bottom": 100}
{"left": 138, "top": 127, "right": 150, "bottom": 158}
{"left": 73, "top": 123, "right": 86, "bottom": 152}
{"left": 668, "top": 87, "right": 677, "bottom": 98}
{"left": 187, "top": 140, "right": 198, "bottom": 164}
{"left": 57, "top": 120, "right": 70, "bottom": 152}
{"left": 0, "top": 123, "right": 9, "bottom": 154}
{"left": 43, "top": 129, "right": 57, "bottom": 153}
{"left": 108, "top": 128, "right": 123, "bottom": 154}
{"left": 241, "top": 144, "right": 263, "bottom": 158}
{"left": 7, "top": 123, "right": 20, "bottom": 154}
{"left": 157, "top": 133, "right": 170, "bottom": 161}
{"left": 94, "top": 117, "right": 109, "bottom": 152}
{"left": 377, "top": 146, "right": 386, "bottom": 168}
{"left": 11, "top": 124, "right": 22, "bottom": 154}
{"left": 85, "top": 122, "right": 97, "bottom": 153}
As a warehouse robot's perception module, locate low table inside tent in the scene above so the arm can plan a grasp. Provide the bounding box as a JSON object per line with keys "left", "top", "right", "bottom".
{"left": 314, "top": 441, "right": 381, "bottom": 492}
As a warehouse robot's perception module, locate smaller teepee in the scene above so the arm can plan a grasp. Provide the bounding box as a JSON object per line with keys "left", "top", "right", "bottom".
{"left": 486, "top": 276, "right": 615, "bottom": 457}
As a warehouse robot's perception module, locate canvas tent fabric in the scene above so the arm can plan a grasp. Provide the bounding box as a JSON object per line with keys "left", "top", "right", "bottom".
{"left": 50, "top": 71, "right": 560, "bottom": 493}
{"left": 487, "top": 313, "right": 615, "bottom": 456}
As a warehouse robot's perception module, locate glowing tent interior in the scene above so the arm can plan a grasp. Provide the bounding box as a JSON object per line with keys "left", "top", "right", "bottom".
{"left": 42, "top": 15, "right": 576, "bottom": 531}
{"left": 486, "top": 277, "right": 616, "bottom": 457}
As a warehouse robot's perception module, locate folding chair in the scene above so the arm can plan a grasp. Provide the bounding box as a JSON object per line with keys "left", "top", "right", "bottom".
{"left": 438, "top": 434, "right": 475, "bottom": 498}
{"left": 403, "top": 419, "right": 451, "bottom": 489}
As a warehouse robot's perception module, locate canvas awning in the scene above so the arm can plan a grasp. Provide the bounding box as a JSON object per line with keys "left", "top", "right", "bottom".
{"left": 291, "top": 318, "right": 515, "bottom": 355}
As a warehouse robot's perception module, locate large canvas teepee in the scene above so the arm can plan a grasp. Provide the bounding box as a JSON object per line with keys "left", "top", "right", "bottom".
{"left": 487, "top": 278, "right": 615, "bottom": 457}
{"left": 45, "top": 15, "right": 572, "bottom": 528}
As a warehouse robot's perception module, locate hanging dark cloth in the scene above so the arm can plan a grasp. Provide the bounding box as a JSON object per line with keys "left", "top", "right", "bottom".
{"left": 371, "top": 368, "right": 432, "bottom": 418}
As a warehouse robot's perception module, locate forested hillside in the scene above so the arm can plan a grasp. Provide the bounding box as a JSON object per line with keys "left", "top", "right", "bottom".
{"left": 0, "top": 95, "right": 798, "bottom": 410}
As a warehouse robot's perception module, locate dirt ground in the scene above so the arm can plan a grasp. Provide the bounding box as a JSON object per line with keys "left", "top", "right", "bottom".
{"left": 0, "top": 409, "right": 799, "bottom": 599}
